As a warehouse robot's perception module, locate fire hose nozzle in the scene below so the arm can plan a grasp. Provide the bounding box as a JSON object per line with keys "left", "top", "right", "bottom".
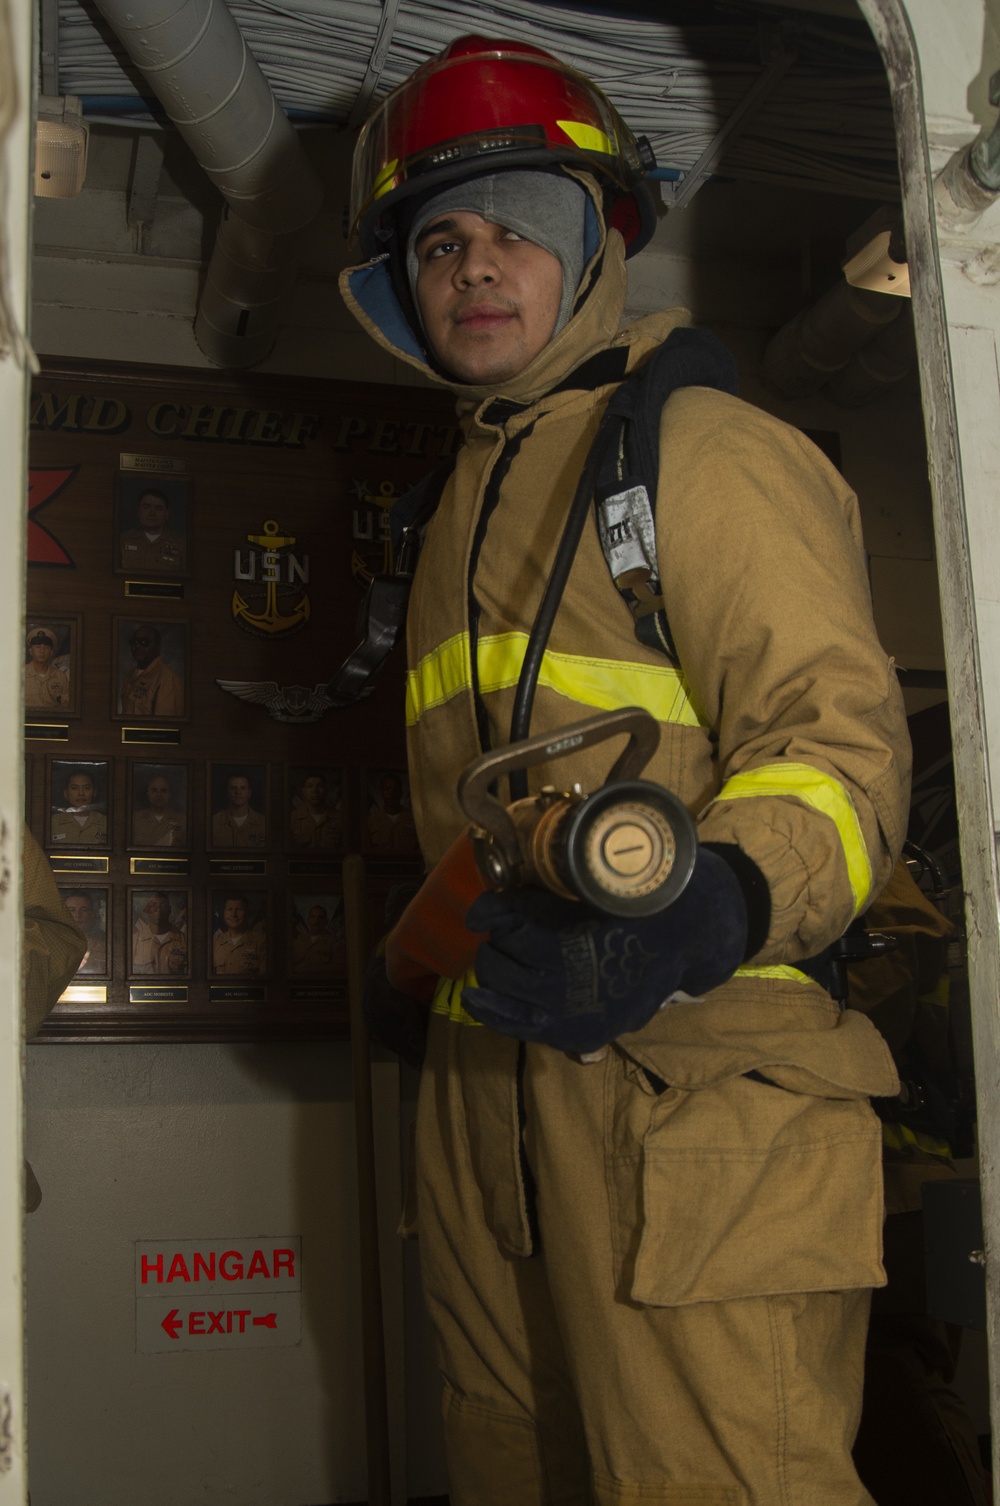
{"left": 458, "top": 708, "right": 698, "bottom": 918}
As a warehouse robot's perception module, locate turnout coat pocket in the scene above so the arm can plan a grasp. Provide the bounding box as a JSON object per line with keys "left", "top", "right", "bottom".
{"left": 607, "top": 1066, "right": 886, "bottom": 1308}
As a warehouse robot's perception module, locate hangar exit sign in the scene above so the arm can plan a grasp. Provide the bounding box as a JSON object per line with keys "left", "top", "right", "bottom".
{"left": 135, "top": 1237, "right": 301, "bottom": 1353}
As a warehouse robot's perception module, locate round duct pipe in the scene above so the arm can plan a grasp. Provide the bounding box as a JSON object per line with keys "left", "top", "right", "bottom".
{"left": 762, "top": 280, "right": 902, "bottom": 399}
{"left": 93, "top": 0, "right": 324, "bottom": 366}
{"left": 826, "top": 305, "right": 916, "bottom": 407}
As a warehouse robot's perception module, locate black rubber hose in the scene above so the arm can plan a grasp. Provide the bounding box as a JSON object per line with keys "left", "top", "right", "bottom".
{"left": 507, "top": 413, "right": 620, "bottom": 800}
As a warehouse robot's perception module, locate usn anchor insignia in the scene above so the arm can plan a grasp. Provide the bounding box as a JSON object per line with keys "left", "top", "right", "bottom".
{"left": 232, "top": 519, "right": 310, "bottom": 638}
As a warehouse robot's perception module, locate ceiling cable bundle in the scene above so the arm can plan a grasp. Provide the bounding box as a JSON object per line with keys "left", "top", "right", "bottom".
{"left": 53, "top": 0, "right": 898, "bottom": 198}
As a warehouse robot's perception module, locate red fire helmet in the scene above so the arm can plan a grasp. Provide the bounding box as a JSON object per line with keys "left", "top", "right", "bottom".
{"left": 349, "top": 34, "right": 657, "bottom": 259}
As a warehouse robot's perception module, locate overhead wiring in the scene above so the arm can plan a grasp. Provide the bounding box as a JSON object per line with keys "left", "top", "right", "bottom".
{"left": 56, "top": 0, "right": 899, "bottom": 198}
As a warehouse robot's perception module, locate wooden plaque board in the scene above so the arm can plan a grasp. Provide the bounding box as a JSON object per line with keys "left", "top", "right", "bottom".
{"left": 27, "top": 359, "right": 454, "bottom": 1041}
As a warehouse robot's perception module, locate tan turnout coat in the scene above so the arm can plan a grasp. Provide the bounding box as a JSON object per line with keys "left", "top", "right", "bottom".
{"left": 342, "top": 207, "right": 910, "bottom": 1305}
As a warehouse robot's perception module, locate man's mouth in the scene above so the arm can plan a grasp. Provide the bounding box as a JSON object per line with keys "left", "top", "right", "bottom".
{"left": 453, "top": 304, "right": 515, "bottom": 332}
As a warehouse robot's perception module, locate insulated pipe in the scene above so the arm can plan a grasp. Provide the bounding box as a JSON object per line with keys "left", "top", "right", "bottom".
{"left": 826, "top": 303, "right": 916, "bottom": 407}
{"left": 92, "top": 0, "right": 324, "bottom": 366}
{"left": 762, "top": 279, "right": 902, "bottom": 400}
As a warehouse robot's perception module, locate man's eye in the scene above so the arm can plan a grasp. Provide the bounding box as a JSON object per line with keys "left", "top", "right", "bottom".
{"left": 502, "top": 230, "right": 525, "bottom": 241}
{"left": 426, "top": 239, "right": 460, "bottom": 260}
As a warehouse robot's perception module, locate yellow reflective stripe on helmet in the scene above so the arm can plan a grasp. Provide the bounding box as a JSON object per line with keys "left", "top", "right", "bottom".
{"left": 734, "top": 964, "right": 814, "bottom": 985}
{"left": 558, "top": 120, "right": 614, "bottom": 156}
{"left": 717, "top": 762, "right": 872, "bottom": 914}
{"left": 372, "top": 157, "right": 399, "bottom": 200}
{"left": 406, "top": 630, "right": 704, "bottom": 728}
{"left": 431, "top": 970, "right": 481, "bottom": 1026}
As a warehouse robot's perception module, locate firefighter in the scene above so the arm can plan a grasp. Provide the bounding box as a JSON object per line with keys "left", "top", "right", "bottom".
{"left": 344, "top": 36, "right": 910, "bottom": 1505}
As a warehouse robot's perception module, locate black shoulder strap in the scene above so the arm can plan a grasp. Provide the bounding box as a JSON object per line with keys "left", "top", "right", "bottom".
{"left": 594, "top": 326, "right": 739, "bottom": 662}
{"left": 326, "top": 457, "right": 456, "bottom": 707}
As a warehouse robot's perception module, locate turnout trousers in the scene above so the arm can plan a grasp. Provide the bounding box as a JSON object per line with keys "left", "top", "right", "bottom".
{"left": 413, "top": 1016, "right": 882, "bottom": 1506}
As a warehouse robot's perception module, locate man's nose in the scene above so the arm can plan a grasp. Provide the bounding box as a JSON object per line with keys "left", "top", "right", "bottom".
{"left": 455, "top": 238, "right": 501, "bottom": 287}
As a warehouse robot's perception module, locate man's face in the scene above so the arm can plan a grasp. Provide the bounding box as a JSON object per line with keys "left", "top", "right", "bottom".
{"left": 380, "top": 775, "right": 402, "bottom": 812}
{"left": 138, "top": 494, "right": 168, "bottom": 530}
{"left": 65, "top": 895, "right": 94, "bottom": 929}
{"left": 130, "top": 629, "right": 158, "bottom": 668}
{"left": 146, "top": 777, "right": 170, "bottom": 810}
{"left": 224, "top": 899, "right": 246, "bottom": 931}
{"left": 143, "top": 894, "right": 170, "bottom": 930}
{"left": 414, "top": 211, "right": 563, "bottom": 385}
{"left": 65, "top": 774, "right": 95, "bottom": 807}
{"left": 227, "top": 776, "right": 251, "bottom": 810}
{"left": 303, "top": 776, "right": 326, "bottom": 808}
{"left": 307, "top": 905, "right": 327, "bottom": 934}
{"left": 29, "top": 640, "right": 53, "bottom": 666}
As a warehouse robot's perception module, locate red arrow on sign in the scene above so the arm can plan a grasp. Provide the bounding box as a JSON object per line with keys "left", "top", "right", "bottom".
{"left": 252, "top": 1313, "right": 277, "bottom": 1329}
{"left": 161, "top": 1309, "right": 183, "bottom": 1340}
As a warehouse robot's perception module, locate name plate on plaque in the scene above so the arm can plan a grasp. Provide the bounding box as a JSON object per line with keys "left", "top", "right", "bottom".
{"left": 25, "top": 722, "right": 69, "bottom": 741}
{"left": 125, "top": 579, "right": 184, "bottom": 599}
{"left": 58, "top": 983, "right": 108, "bottom": 1004}
{"left": 122, "top": 726, "right": 181, "bottom": 746}
{"left": 210, "top": 985, "right": 267, "bottom": 1004}
{"left": 131, "top": 856, "right": 192, "bottom": 876}
{"left": 289, "top": 985, "right": 340, "bottom": 1004}
{"left": 50, "top": 854, "right": 109, "bottom": 874}
{"left": 209, "top": 858, "right": 267, "bottom": 876}
{"left": 130, "top": 985, "right": 189, "bottom": 1004}
{"left": 287, "top": 858, "right": 341, "bottom": 877}
{"left": 120, "top": 453, "right": 188, "bottom": 475}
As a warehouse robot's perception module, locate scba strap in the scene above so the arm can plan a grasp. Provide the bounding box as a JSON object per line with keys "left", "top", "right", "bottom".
{"left": 593, "top": 325, "right": 739, "bottom": 664}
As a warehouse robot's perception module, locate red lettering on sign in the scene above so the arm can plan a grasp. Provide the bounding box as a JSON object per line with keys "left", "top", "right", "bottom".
{"left": 141, "top": 1254, "right": 164, "bottom": 1285}
{"left": 219, "top": 1250, "right": 243, "bottom": 1280}
{"left": 207, "top": 1311, "right": 225, "bottom": 1334}
{"left": 273, "top": 1249, "right": 295, "bottom": 1278}
{"left": 193, "top": 1252, "right": 216, "bottom": 1282}
{"left": 189, "top": 1312, "right": 205, "bottom": 1334}
{"left": 166, "top": 1253, "right": 191, "bottom": 1283}
{"left": 161, "top": 1309, "right": 182, "bottom": 1339}
{"left": 246, "top": 1249, "right": 270, "bottom": 1279}
{"left": 233, "top": 1310, "right": 251, "bottom": 1333}
{"left": 252, "top": 1312, "right": 277, "bottom": 1329}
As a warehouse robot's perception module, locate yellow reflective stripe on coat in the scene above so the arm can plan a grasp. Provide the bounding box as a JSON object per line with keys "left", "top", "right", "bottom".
{"left": 716, "top": 762, "right": 872, "bottom": 914}
{"left": 881, "top": 1121, "right": 951, "bottom": 1159}
{"left": 431, "top": 970, "right": 481, "bottom": 1027}
{"left": 734, "top": 964, "right": 814, "bottom": 985}
{"left": 406, "top": 631, "right": 704, "bottom": 728}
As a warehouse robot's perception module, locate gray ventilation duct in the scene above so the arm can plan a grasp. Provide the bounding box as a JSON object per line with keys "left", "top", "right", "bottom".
{"left": 92, "top": 0, "right": 324, "bottom": 367}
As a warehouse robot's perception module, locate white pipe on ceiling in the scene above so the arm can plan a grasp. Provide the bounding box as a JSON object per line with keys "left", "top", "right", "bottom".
{"left": 92, "top": 0, "right": 324, "bottom": 366}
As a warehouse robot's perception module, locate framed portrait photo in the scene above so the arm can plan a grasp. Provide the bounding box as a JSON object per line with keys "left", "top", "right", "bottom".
{"left": 48, "top": 758, "right": 110, "bottom": 849}
{"left": 129, "top": 760, "right": 191, "bottom": 849}
{"left": 209, "top": 762, "right": 269, "bottom": 850}
{"left": 289, "top": 892, "right": 346, "bottom": 980}
{"left": 116, "top": 474, "right": 191, "bottom": 577}
{"left": 129, "top": 887, "right": 190, "bottom": 979}
{"left": 58, "top": 886, "right": 109, "bottom": 977}
{"left": 363, "top": 766, "right": 420, "bottom": 858}
{"left": 287, "top": 765, "right": 345, "bottom": 853}
{"left": 210, "top": 889, "right": 269, "bottom": 979}
{"left": 24, "top": 614, "right": 80, "bottom": 719}
{"left": 113, "top": 618, "right": 189, "bottom": 721}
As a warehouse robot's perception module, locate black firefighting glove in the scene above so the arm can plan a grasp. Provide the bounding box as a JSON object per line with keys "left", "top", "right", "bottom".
{"left": 461, "top": 846, "right": 762, "bottom": 1056}
{"left": 362, "top": 953, "right": 428, "bottom": 1069}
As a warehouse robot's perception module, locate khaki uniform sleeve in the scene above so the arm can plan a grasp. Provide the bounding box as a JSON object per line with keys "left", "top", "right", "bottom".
{"left": 659, "top": 387, "right": 911, "bottom": 963}
{"left": 23, "top": 827, "right": 87, "bottom": 1036}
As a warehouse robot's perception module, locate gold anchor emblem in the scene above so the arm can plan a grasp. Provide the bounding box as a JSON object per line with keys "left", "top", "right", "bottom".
{"left": 232, "top": 518, "right": 311, "bottom": 638}
{"left": 351, "top": 481, "right": 400, "bottom": 588}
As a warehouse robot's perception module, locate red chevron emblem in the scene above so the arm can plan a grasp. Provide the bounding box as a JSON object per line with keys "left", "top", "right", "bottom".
{"left": 28, "top": 467, "right": 78, "bottom": 566}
